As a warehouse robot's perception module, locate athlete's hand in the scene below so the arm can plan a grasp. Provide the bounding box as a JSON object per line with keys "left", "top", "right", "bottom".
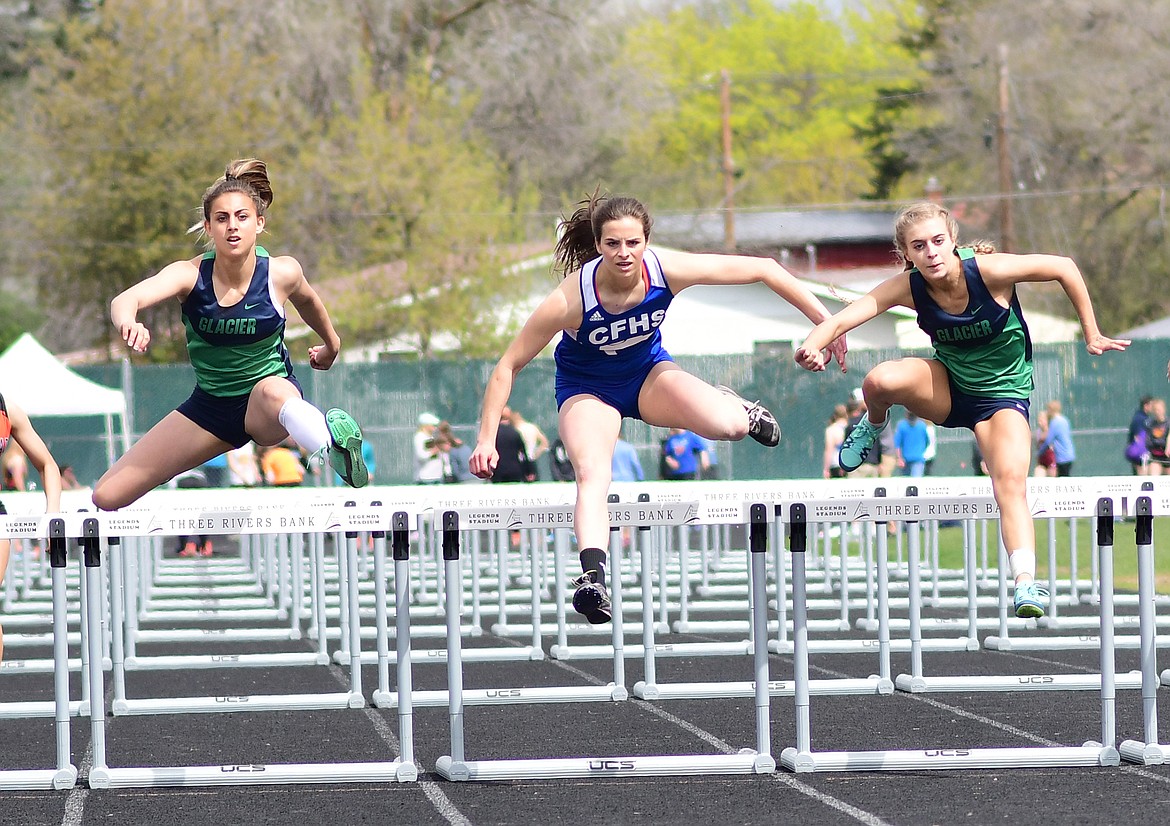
{"left": 121, "top": 321, "right": 150, "bottom": 354}
{"left": 826, "top": 335, "right": 849, "bottom": 372}
{"left": 793, "top": 345, "right": 825, "bottom": 372}
{"left": 469, "top": 442, "right": 499, "bottom": 479}
{"left": 1085, "top": 333, "right": 1129, "bottom": 356}
{"left": 308, "top": 343, "right": 338, "bottom": 370}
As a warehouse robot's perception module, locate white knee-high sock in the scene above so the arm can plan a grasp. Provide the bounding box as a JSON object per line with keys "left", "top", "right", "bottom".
{"left": 1008, "top": 548, "right": 1035, "bottom": 583}
{"left": 278, "top": 398, "right": 331, "bottom": 453}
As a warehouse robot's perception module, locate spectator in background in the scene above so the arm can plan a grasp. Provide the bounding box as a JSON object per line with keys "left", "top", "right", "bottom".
{"left": 662, "top": 427, "right": 707, "bottom": 481}
{"left": 922, "top": 419, "right": 937, "bottom": 475}
{"left": 548, "top": 434, "right": 575, "bottom": 482}
{"left": 438, "top": 422, "right": 476, "bottom": 483}
{"left": 173, "top": 466, "right": 213, "bottom": 556}
{"left": 509, "top": 409, "right": 549, "bottom": 480}
{"left": 414, "top": 413, "right": 442, "bottom": 483}
{"left": 1033, "top": 409, "right": 1056, "bottom": 477}
{"left": 894, "top": 412, "right": 930, "bottom": 477}
{"left": 260, "top": 440, "right": 306, "bottom": 487}
{"left": 59, "top": 465, "right": 82, "bottom": 490}
{"left": 1127, "top": 395, "right": 1154, "bottom": 475}
{"left": 1142, "top": 398, "right": 1169, "bottom": 475}
{"left": 201, "top": 451, "right": 228, "bottom": 487}
{"left": 971, "top": 439, "right": 988, "bottom": 476}
{"left": 227, "top": 441, "right": 262, "bottom": 487}
{"left": 823, "top": 404, "right": 848, "bottom": 479}
{"left": 492, "top": 407, "right": 534, "bottom": 483}
{"left": 611, "top": 430, "right": 644, "bottom": 483}
{"left": 696, "top": 435, "right": 720, "bottom": 479}
{"left": 1037, "top": 400, "right": 1075, "bottom": 477}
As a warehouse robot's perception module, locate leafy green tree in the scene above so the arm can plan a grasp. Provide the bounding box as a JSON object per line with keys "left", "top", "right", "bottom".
{"left": 18, "top": 0, "right": 301, "bottom": 356}
{"left": 612, "top": 0, "right": 922, "bottom": 212}
{"left": 286, "top": 66, "right": 537, "bottom": 359}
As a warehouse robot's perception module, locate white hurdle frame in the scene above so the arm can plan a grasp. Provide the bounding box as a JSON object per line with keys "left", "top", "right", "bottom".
{"left": 69, "top": 495, "right": 418, "bottom": 788}
{"left": 781, "top": 494, "right": 1122, "bottom": 773}
{"left": 435, "top": 501, "right": 777, "bottom": 781}
{"left": 1120, "top": 494, "right": 1169, "bottom": 765}
{"left": 0, "top": 517, "right": 78, "bottom": 790}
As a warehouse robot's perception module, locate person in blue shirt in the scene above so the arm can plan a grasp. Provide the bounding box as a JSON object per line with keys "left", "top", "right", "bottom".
{"left": 662, "top": 428, "right": 706, "bottom": 480}
{"left": 469, "top": 190, "right": 846, "bottom": 624}
{"left": 893, "top": 413, "right": 931, "bottom": 477}
{"left": 611, "top": 432, "right": 644, "bottom": 483}
{"left": 1036, "top": 400, "right": 1075, "bottom": 476}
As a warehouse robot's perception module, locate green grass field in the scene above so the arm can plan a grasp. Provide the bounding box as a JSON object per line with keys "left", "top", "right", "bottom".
{"left": 918, "top": 517, "right": 1170, "bottom": 593}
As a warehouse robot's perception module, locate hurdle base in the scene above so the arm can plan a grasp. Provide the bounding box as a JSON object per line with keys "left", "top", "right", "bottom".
{"left": 894, "top": 671, "right": 1142, "bottom": 694}
{"left": 1120, "top": 740, "right": 1168, "bottom": 765}
{"left": 112, "top": 692, "right": 361, "bottom": 716}
{"left": 85, "top": 760, "right": 416, "bottom": 788}
{"left": 378, "top": 684, "right": 627, "bottom": 708}
{"left": 0, "top": 766, "right": 78, "bottom": 791}
{"left": 634, "top": 676, "right": 892, "bottom": 700}
{"left": 769, "top": 637, "right": 973, "bottom": 655}
{"left": 0, "top": 700, "right": 84, "bottom": 720}
{"left": 435, "top": 750, "right": 774, "bottom": 781}
{"left": 1161, "top": 668, "right": 1170, "bottom": 686}
{"left": 780, "top": 744, "right": 1119, "bottom": 773}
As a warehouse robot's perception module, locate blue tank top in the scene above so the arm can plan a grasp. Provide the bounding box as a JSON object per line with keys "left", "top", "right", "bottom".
{"left": 908, "top": 247, "right": 1033, "bottom": 397}
{"left": 554, "top": 248, "right": 673, "bottom": 381}
{"left": 181, "top": 247, "right": 293, "bottom": 397}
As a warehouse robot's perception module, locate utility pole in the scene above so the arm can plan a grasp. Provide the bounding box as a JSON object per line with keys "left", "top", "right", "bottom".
{"left": 720, "top": 69, "right": 736, "bottom": 251}
{"left": 996, "top": 43, "right": 1014, "bottom": 252}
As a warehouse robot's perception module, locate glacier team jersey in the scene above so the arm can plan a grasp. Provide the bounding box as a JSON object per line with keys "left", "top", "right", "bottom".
{"left": 555, "top": 248, "right": 674, "bottom": 382}
{"left": 909, "top": 247, "right": 1033, "bottom": 398}
{"left": 181, "top": 247, "right": 294, "bottom": 397}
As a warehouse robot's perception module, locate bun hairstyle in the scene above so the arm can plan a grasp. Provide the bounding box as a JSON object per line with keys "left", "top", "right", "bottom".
{"left": 192, "top": 158, "right": 274, "bottom": 233}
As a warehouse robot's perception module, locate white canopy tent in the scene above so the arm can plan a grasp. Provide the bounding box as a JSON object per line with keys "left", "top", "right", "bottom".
{"left": 0, "top": 333, "right": 131, "bottom": 468}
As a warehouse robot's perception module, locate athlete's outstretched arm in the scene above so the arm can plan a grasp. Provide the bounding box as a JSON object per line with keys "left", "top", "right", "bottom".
{"left": 280, "top": 257, "right": 343, "bottom": 370}
{"left": 979, "top": 252, "right": 1130, "bottom": 356}
{"left": 655, "top": 248, "right": 848, "bottom": 370}
{"left": 110, "top": 258, "right": 201, "bottom": 353}
{"left": 470, "top": 286, "right": 575, "bottom": 478}
{"left": 795, "top": 274, "right": 910, "bottom": 371}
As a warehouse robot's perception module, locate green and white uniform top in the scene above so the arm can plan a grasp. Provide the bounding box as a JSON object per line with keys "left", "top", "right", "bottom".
{"left": 908, "top": 247, "right": 1034, "bottom": 398}
{"left": 181, "top": 247, "right": 294, "bottom": 397}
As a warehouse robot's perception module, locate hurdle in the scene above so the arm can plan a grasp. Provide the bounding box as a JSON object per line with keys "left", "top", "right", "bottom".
{"left": 781, "top": 495, "right": 1122, "bottom": 772}
{"left": 435, "top": 501, "right": 777, "bottom": 780}
{"left": 1120, "top": 495, "right": 1169, "bottom": 765}
{"left": 0, "top": 517, "right": 78, "bottom": 790}
{"left": 71, "top": 497, "right": 418, "bottom": 788}
{"left": 891, "top": 485, "right": 1140, "bottom": 694}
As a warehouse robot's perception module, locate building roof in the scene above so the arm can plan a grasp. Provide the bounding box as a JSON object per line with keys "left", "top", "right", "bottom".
{"left": 652, "top": 209, "right": 897, "bottom": 249}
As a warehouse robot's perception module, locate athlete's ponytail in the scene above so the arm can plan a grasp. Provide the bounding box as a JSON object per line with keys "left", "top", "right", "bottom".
{"left": 553, "top": 188, "right": 653, "bottom": 278}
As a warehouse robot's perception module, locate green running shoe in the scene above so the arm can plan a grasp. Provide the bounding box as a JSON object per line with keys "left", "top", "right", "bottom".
{"left": 326, "top": 408, "right": 368, "bottom": 488}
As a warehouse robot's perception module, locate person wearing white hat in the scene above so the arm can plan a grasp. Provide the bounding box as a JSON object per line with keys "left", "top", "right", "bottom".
{"left": 414, "top": 413, "right": 442, "bottom": 483}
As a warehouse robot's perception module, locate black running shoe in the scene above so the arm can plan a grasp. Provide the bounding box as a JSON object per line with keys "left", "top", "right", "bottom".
{"left": 571, "top": 571, "right": 612, "bottom": 624}
{"left": 716, "top": 385, "right": 781, "bottom": 447}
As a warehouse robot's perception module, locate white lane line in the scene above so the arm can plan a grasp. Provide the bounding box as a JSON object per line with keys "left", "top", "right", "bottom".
{"left": 324, "top": 662, "right": 471, "bottom": 826}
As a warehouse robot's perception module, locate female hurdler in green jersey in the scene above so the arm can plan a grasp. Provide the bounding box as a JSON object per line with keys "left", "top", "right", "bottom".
{"left": 795, "top": 201, "right": 1129, "bottom": 620}
{"left": 92, "top": 158, "right": 367, "bottom": 512}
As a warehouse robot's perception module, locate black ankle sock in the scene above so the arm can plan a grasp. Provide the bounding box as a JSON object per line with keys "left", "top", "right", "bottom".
{"left": 579, "top": 547, "right": 607, "bottom": 588}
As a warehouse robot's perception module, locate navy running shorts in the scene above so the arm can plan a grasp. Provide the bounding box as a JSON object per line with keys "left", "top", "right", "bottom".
{"left": 176, "top": 373, "right": 303, "bottom": 449}
{"left": 940, "top": 378, "right": 1029, "bottom": 431}
{"left": 555, "top": 354, "right": 673, "bottom": 420}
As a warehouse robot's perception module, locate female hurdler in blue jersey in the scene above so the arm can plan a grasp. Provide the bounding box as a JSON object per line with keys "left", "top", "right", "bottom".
{"left": 795, "top": 201, "right": 1129, "bottom": 619}
{"left": 469, "top": 191, "right": 847, "bottom": 624}
{"left": 92, "top": 159, "right": 368, "bottom": 512}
